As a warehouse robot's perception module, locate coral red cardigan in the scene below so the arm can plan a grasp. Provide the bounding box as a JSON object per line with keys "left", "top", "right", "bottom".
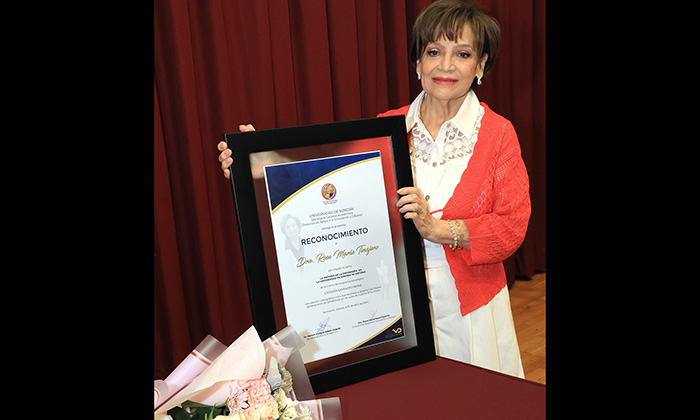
{"left": 378, "top": 103, "right": 531, "bottom": 315}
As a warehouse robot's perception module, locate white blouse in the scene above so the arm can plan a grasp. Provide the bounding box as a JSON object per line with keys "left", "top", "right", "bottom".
{"left": 405, "top": 90, "right": 485, "bottom": 263}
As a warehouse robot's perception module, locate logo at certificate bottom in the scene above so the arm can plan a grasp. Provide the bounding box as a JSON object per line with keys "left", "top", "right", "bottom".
{"left": 321, "top": 183, "right": 337, "bottom": 200}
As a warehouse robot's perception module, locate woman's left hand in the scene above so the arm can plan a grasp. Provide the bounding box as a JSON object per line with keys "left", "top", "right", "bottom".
{"left": 396, "top": 186, "right": 438, "bottom": 241}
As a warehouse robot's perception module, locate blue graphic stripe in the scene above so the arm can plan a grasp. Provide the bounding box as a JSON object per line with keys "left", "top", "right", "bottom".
{"left": 350, "top": 317, "right": 404, "bottom": 352}
{"left": 264, "top": 151, "right": 380, "bottom": 211}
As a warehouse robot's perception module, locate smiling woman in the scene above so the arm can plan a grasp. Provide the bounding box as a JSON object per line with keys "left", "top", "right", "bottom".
{"left": 411, "top": 1, "right": 500, "bottom": 139}
{"left": 410, "top": 1, "right": 500, "bottom": 86}
{"left": 415, "top": 34, "right": 487, "bottom": 138}
{"left": 379, "top": 0, "right": 531, "bottom": 378}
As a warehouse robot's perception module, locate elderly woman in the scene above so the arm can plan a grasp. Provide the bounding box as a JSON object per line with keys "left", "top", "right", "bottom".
{"left": 217, "top": 0, "right": 530, "bottom": 378}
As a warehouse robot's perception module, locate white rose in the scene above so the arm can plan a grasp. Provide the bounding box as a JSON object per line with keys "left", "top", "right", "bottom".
{"left": 280, "top": 406, "right": 298, "bottom": 420}
{"left": 273, "top": 388, "right": 288, "bottom": 411}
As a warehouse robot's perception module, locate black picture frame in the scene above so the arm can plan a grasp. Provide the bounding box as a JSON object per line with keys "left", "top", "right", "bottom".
{"left": 224, "top": 116, "right": 435, "bottom": 394}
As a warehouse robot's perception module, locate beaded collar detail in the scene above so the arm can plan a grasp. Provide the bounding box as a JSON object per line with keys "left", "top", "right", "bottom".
{"left": 409, "top": 104, "right": 483, "bottom": 166}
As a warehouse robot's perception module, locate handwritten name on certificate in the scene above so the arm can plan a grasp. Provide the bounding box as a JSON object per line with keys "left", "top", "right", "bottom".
{"left": 263, "top": 151, "right": 405, "bottom": 363}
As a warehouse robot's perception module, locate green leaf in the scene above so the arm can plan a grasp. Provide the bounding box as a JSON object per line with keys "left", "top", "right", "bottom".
{"left": 166, "top": 406, "right": 191, "bottom": 420}
{"left": 168, "top": 400, "right": 230, "bottom": 420}
{"left": 182, "top": 401, "right": 213, "bottom": 409}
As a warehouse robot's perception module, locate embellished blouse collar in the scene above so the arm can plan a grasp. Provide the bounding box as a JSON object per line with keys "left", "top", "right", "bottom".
{"left": 405, "top": 90, "right": 484, "bottom": 166}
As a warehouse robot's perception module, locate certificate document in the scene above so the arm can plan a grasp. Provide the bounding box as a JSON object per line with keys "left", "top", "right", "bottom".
{"left": 263, "top": 151, "right": 405, "bottom": 363}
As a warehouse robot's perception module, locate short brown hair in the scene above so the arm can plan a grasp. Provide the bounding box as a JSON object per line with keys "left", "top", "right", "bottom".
{"left": 410, "top": 0, "right": 500, "bottom": 88}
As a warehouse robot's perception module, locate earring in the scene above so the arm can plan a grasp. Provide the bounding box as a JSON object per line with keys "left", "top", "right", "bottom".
{"left": 477, "top": 76, "right": 482, "bottom": 85}
{"left": 418, "top": 73, "right": 421, "bottom": 80}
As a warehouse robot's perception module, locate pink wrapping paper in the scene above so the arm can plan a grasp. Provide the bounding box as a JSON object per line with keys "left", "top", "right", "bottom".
{"left": 154, "top": 325, "right": 342, "bottom": 419}
{"left": 155, "top": 326, "right": 265, "bottom": 414}
{"left": 154, "top": 334, "right": 227, "bottom": 410}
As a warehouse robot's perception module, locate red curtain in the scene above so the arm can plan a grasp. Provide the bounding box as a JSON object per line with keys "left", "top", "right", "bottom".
{"left": 154, "top": 0, "right": 545, "bottom": 379}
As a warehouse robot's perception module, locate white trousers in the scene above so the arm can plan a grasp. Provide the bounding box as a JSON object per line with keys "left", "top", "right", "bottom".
{"left": 425, "top": 256, "right": 525, "bottom": 378}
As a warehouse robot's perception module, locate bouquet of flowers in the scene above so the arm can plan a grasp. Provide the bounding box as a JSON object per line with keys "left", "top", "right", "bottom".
{"left": 166, "top": 361, "right": 307, "bottom": 420}
{"left": 155, "top": 326, "right": 341, "bottom": 420}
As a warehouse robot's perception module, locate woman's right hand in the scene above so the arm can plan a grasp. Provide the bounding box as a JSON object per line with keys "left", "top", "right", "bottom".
{"left": 217, "top": 124, "right": 255, "bottom": 179}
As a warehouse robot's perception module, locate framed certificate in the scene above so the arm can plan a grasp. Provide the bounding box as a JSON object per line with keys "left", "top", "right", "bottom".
{"left": 224, "top": 116, "right": 435, "bottom": 394}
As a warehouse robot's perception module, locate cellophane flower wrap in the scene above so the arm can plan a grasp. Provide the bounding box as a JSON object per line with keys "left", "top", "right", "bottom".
{"left": 154, "top": 326, "right": 341, "bottom": 420}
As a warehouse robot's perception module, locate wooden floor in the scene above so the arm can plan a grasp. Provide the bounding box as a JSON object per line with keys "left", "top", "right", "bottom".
{"left": 509, "top": 272, "right": 546, "bottom": 384}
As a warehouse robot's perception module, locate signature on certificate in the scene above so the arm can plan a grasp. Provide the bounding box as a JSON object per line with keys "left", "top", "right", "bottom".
{"left": 317, "top": 317, "right": 330, "bottom": 333}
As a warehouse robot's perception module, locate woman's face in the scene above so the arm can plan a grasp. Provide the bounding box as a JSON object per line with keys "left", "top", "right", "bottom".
{"left": 283, "top": 218, "right": 300, "bottom": 238}
{"left": 417, "top": 24, "right": 487, "bottom": 102}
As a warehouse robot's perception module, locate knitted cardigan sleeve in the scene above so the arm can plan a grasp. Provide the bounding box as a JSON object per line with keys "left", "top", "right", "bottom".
{"left": 443, "top": 108, "right": 531, "bottom": 266}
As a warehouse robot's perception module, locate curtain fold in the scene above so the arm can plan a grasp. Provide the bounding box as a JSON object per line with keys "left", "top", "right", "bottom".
{"left": 154, "top": 0, "right": 545, "bottom": 378}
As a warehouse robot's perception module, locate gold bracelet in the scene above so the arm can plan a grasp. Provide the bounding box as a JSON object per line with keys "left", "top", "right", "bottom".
{"left": 454, "top": 220, "right": 464, "bottom": 249}
{"left": 447, "top": 220, "right": 459, "bottom": 251}
{"left": 447, "top": 219, "right": 464, "bottom": 251}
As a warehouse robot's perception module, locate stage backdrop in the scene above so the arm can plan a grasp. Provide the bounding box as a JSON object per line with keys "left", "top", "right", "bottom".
{"left": 154, "top": 0, "right": 545, "bottom": 379}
